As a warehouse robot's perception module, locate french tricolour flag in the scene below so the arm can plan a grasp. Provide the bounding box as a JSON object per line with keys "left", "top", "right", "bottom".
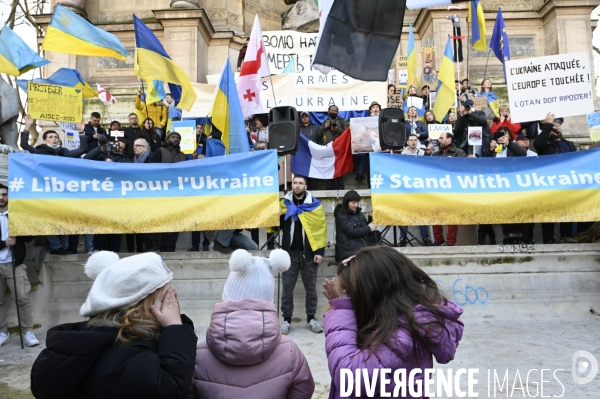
{"left": 292, "top": 128, "right": 354, "bottom": 179}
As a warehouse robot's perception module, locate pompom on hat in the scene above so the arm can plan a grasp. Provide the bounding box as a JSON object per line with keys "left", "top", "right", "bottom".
{"left": 80, "top": 251, "right": 173, "bottom": 317}
{"left": 222, "top": 249, "right": 291, "bottom": 303}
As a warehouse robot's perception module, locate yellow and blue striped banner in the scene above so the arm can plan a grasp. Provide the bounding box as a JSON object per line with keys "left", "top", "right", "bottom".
{"left": 370, "top": 150, "right": 600, "bottom": 226}
{"left": 8, "top": 151, "right": 279, "bottom": 235}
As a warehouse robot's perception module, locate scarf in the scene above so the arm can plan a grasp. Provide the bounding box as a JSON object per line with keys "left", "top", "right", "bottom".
{"left": 134, "top": 149, "right": 151, "bottom": 163}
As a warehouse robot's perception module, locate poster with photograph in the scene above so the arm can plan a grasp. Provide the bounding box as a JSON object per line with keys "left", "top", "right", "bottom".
{"left": 587, "top": 111, "right": 600, "bottom": 143}
{"left": 468, "top": 127, "right": 483, "bottom": 146}
{"left": 350, "top": 116, "right": 380, "bottom": 154}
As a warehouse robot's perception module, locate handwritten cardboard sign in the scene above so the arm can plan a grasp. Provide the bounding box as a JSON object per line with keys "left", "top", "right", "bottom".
{"left": 28, "top": 82, "right": 83, "bottom": 123}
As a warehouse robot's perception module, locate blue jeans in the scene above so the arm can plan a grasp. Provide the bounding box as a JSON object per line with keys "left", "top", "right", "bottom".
{"left": 212, "top": 230, "right": 258, "bottom": 250}
{"left": 191, "top": 232, "right": 210, "bottom": 248}
{"left": 353, "top": 153, "right": 369, "bottom": 174}
{"left": 399, "top": 226, "right": 430, "bottom": 239}
{"left": 47, "top": 236, "right": 69, "bottom": 251}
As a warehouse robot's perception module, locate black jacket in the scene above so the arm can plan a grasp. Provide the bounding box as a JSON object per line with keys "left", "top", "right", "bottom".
{"left": 0, "top": 218, "right": 33, "bottom": 266}
{"left": 334, "top": 205, "right": 375, "bottom": 262}
{"left": 84, "top": 123, "right": 108, "bottom": 151}
{"left": 31, "top": 315, "right": 197, "bottom": 399}
{"left": 20, "top": 131, "right": 88, "bottom": 158}
{"left": 455, "top": 110, "right": 492, "bottom": 152}
{"left": 533, "top": 123, "right": 576, "bottom": 156}
{"left": 124, "top": 126, "right": 142, "bottom": 158}
{"left": 83, "top": 148, "right": 132, "bottom": 163}
{"left": 299, "top": 123, "right": 319, "bottom": 143}
{"left": 483, "top": 141, "right": 527, "bottom": 158}
{"left": 520, "top": 121, "right": 547, "bottom": 139}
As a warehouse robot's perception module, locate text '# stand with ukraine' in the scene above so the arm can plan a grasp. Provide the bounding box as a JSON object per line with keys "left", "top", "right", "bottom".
{"left": 7, "top": 151, "right": 280, "bottom": 235}
{"left": 369, "top": 150, "right": 600, "bottom": 226}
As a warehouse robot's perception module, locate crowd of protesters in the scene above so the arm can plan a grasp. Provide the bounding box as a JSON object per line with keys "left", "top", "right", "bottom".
{"left": 15, "top": 78, "right": 598, "bottom": 254}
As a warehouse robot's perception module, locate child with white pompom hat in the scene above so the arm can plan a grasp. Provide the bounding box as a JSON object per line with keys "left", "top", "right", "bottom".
{"left": 30, "top": 251, "right": 198, "bottom": 399}
{"left": 189, "top": 249, "right": 315, "bottom": 399}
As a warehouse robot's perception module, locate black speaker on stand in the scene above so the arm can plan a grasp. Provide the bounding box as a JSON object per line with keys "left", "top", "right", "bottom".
{"left": 268, "top": 106, "right": 299, "bottom": 155}
{"left": 379, "top": 108, "right": 406, "bottom": 151}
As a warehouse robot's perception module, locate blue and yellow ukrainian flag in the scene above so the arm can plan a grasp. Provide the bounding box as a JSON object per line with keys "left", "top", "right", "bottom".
{"left": 133, "top": 15, "right": 196, "bottom": 111}
{"left": 280, "top": 194, "right": 327, "bottom": 251}
{"left": 282, "top": 57, "right": 297, "bottom": 74}
{"left": 209, "top": 58, "right": 249, "bottom": 155}
{"left": 407, "top": 24, "right": 417, "bottom": 90}
{"left": 432, "top": 36, "right": 455, "bottom": 121}
{"left": 16, "top": 67, "right": 97, "bottom": 98}
{"left": 42, "top": 4, "right": 127, "bottom": 60}
{"left": 468, "top": 0, "right": 487, "bottom": 52}
{"left": 0, "top": 25, "right": 49, "bottom": 76}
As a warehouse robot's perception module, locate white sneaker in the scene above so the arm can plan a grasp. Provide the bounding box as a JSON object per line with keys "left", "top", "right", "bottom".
{"left": 306, "top": 319, "right": 323, "bottom": 333}
{"left": 24, "top": 331, "right": 39, "bottom": 347}
{"left": 0, "top": 332, "right": 8, "bottom": 347}
{"left": 280, "top": 321, "right": 291, "bottom": 335}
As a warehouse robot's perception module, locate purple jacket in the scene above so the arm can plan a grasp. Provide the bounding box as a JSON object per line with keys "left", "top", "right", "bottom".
{"left": 189, "top": 299, "right": 315, "bottom": 399}
{"left": 324, "top": 297, "right": 464, "bottom": 399}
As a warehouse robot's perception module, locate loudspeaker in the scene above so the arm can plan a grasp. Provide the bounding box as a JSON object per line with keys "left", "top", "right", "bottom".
{"left": 268, "top": 106, "right": 299, "bottom": 155}
{"left": 379, "top": 108, "right": 406, "bottom": 150}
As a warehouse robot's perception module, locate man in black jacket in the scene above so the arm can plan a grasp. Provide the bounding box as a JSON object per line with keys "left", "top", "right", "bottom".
{"left": 279, "top": 175, "right": 326, "bottom": 336}
{"left": 0, "top": 184, "right": 37, "bottom": 347}
{"left": 454, "top": 99, "right": 491, "bottom": 156}
{"left": 84, "top": 112, "right": 107, "bottom": 151}
{"left": 299, "top": 112, "right": 318, "bottom": 142}
{"left": 124, "top": 113, "right": 142, "bottom": 160}
{"left": 533, "top": 112, "right": 577, "bottom": 244}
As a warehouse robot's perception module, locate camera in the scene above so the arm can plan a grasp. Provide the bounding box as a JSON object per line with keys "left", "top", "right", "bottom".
{"left": 100, "top": 143, "right": 118, "bottom": 153}
{"left": 464, "top": 104, "right": 471, "bottom": 112}
{"left": 330, "top": 120, "right": 338, "bottom": 128}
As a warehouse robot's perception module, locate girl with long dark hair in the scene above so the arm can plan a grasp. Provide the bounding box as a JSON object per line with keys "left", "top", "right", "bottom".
{"left": 141, "top": 118, "right": 163, "bottom": 152}
{"left": 323, "top": 246, "right": 464, "bottom": 399}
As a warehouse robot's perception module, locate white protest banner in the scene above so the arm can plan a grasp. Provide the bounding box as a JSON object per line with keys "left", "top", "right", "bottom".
{"left": 113, "top": 131, "right": 125, "bottom": 138}
{"left": 468, "top": 127, "right": 483, "bottom": 146}
{"left": 350, "top": 116, "right": 380, "bottom": 153}
{"left": 406, "top": 96, "right": 423, "bottom": 109}
{"left": 260, "top": 72, "right": 387, "bottom": 112}
{"left": 428, "top": 124, "right": 452, "bottom": 140}
{"left": 505, "top": 52, "right": 594, "bottom": 123}
{"left": 201, "top": 71, "right": 387, "bottom": 114}
{"left": 59, "top": 122, "right": 78, "bottom": 131}
{"left": 262, "top": 31, "right": 318, "bottom": 74}
{"left": 64, "top": 130, "right": 80, "bottom": 151}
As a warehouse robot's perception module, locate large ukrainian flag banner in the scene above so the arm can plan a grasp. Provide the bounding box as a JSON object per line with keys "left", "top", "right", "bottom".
{"left": 42, "top": 4, "right": 127, "bottom": 60}
{"left": 8, "top": 151, "right": 279, "bottom": 235}
{"left": 370, "top": 150, "right": 600, "bottom": 226}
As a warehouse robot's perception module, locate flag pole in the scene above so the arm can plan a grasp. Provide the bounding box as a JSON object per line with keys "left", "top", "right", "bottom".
{"left": 466, "top": 17, "right": 470, "bottom": 81}
{"left": 482, "top": 48, "right": 492, "bottom": 80}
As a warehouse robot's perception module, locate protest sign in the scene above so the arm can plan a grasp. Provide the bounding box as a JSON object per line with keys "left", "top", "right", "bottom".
{"left": 171, "top": 120, "right": 196, "bottom": 155}
{"left": 387, "top": 95, "right": 403, "bottom": 109}
{"left": 468, "top": 127, "right": 483, "bottom": 146}
{"left": 396, "top": 56, "right": 408, "bottom": 69}
{"left": 369, "top": 150, "right": 600, "bottom": 226}
{"left": 505, "top": 52, "right": 594, "bottom": 123}
{"left": 428, "top": 124, "right": 452, "bottom": 140}
{"left": 260, "top": 72, "right": 387, "bottom": 112}
{"left": 63, "top": 130, "right": 80, "bottom": 151}
{"left": 473, "top": 97, "right": 488, "bottom": 110}
{"left": 429, "top": 92, "right": 437, "bottom": 111}
{"left": 262, "top": 31, "right": 318, "bottom": 74}
{"left": 8, "top": 151, "right": 280, "bottom": 235}
{"left": 350, "top": 116, "right": 380, "bottom": 153}
{"left": 406, "top": 96, "right": 423, "bottom": 109}
{"left": 398, "top": 70, "right": 408, "bottom": 86}
{"left": 28, "top": 82, "right": 83, "bottom": 123}
{"left": 587, "top": 111, "right": 600, "bottom": 143}
{"left": 113, "top": 131, "right": 125, "bottom": 138}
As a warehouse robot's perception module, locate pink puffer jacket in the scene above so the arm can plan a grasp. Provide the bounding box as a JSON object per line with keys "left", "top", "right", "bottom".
{"left": 189, "top": 299, "right": 315, "bottom": 399}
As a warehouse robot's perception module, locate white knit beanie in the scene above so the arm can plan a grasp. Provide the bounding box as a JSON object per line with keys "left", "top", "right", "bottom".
{"left": 222, "top": 249, "right": 290, "bottom": 303}
{"left": 80, "top": 251, "right": 173, "bottom": 317}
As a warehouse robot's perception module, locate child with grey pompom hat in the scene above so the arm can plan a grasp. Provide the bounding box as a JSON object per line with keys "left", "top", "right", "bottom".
{"left": 190, "top": 249, "right": 315, "bottom": 399}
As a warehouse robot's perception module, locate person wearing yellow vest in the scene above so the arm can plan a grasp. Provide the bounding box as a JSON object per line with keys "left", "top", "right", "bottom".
{"left": 136, "top": 91, "right": 168, "bottom": 139}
